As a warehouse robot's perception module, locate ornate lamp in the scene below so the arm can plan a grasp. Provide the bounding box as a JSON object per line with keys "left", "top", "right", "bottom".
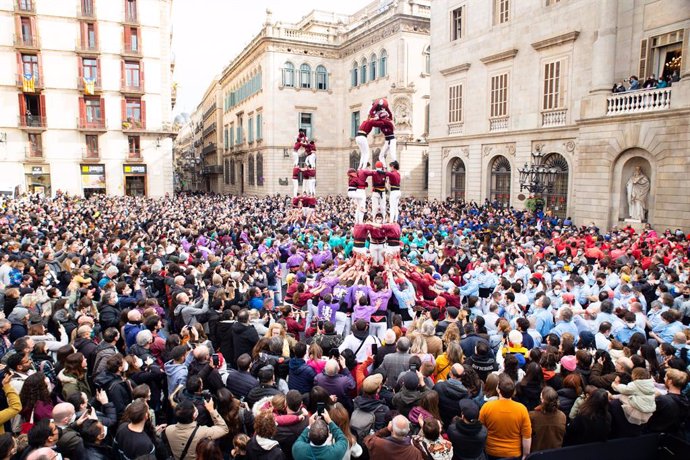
{"left": 518, "top": 146, "right": 559, "bottom": 195}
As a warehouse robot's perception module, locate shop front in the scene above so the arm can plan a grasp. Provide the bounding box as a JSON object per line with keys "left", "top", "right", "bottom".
{"left": 80, "top": 164, "right": 106, "bottom": 198}
{"left": 24, "top": 164, "right": 51, "bottom": 195}
{"left": 123, "top": 164, "right": 147, "bottom": 196}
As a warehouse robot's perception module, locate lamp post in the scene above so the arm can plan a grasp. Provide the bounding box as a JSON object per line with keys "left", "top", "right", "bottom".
{"left": 518, "top": 146, "right": 559, "bottom": 211}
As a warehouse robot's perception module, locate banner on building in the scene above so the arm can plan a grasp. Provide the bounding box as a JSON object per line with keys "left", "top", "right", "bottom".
{"left": 22, "top": 73, "right": 35, "bottom": 93}
{"left": 83, "top": 77, "right": 95, "bottom": 95}
{"left": 81, "top": 164, "right": 106, "bottom": 189}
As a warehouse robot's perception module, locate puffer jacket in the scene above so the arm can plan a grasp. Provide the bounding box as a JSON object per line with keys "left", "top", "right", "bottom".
{"left": 58, "top": 370, "right": 91, "bottom": 399}
{"left": 287, "top": 358, "right": 316, "bottom": 394}
{"left": 92, "top": 342, "right": 117, "bottom": 377}
{"left": 93, "top": 371, "right": 132, "bottom": 419}
{"left": 435, "top": 378, "right": 469, "bottom": 427}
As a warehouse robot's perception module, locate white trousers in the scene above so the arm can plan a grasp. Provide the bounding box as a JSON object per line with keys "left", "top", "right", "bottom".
{"left": 348, "top": 189, "right": 366, "bottom": 223}
{"left": 389, "top": 190, "right": 401, "bottom": 223}
{"left": 372, "top": 191, "right": 387, "bottom": 221}
{"left": 356, "top": 135, "right": 371, "bottom": 169}
{"left": 293, "top": 179, "right": 299, "bottom": 197}
{"left": 370, "top": 243, "right": 385, "bottom": 266}
{"left": 379, "top": 138, "right": 397, "bottom": 162}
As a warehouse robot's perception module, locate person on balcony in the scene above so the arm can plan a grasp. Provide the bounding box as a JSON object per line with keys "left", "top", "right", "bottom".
{"left": 628, "top": 76, "right": 640, "bottom": 90}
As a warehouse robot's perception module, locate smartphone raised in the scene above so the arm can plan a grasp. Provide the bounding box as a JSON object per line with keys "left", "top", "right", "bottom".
{"left": 211, "top": 354, "right": 220, "bottom": 367}
{"left": 371, "top": 344, "right": 378, "bottom": 356}
{"left": 316, "top": 402, "right": 325, "bottom": 416}
{"left": 329, "top": 348, "right": 340, "bottom": 359}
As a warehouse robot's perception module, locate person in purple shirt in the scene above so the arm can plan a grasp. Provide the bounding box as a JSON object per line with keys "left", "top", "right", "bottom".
{"left": 286, "top": 247, "right": 304, "bottom": 272}
{"left": 365, "top": 279, "right": 392, "bottom": 340}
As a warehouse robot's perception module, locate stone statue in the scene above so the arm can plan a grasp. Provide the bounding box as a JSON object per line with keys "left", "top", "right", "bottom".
{"left": 626, "top": 166, "right": 650, "bottom": 221}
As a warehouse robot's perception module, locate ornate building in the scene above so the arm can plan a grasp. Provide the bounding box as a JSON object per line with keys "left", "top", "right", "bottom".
{"left": 429, "top": 0, "right": 690, "bottom": 230}
{"left": 215, "top": 0, "right": 431, "bottom": 196}
{"left": 0, "top": 0, "right": 175, "bottom": 197}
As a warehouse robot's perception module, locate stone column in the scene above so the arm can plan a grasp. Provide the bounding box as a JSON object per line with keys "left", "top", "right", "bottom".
{"left": 589, "top": 0, "right": 618, "bottom": 94}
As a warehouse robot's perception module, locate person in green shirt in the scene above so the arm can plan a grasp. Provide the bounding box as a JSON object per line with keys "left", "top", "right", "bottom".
{"left": 292, "top": 411, "right": 348, "bottom": 460}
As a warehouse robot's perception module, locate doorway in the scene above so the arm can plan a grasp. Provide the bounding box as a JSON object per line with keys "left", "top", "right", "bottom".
{"left": 240, "top": 163, "right": 244, "bottom": 194}
{"left": 124, "top": 175, "right": 146, "bottom": 196}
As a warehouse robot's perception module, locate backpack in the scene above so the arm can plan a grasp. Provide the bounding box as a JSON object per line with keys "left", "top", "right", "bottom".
{"left": 350, "top": 408, "right": 376, "bottom": 442}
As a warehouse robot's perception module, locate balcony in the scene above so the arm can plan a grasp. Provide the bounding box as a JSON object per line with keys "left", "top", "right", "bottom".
{"left": 126, "top": 149, "right": 143, "bottom": 161}
{"left": 122, "top": 119, "right": 146, "bottom": 132}
{"left": 13, "top": 34, "right": 40, "bottom": 51}
{"left": 120, "top": 80, "right": 144, "bottom": 95}
{"left": 82, "top": 148, "right": 101, "bottom": 161}
{"left": 75, "top": 39, "right": 99, "bottom": 55}
{"left": 606, "top": 87, "right": 672, "bottom": 116}
{"left": 14, "top": 0, "right": 35, "bottom": 14}
{"left": 122, "top": 45, "right": 142, "bottom": 58}
{"left": 77, "top": 117, "right": 107, "bottom": 132}
{"left": 16, "top": 74, "right": 43, "bottom": 92}
{"left": 541, "top": 108, "right": 568, "bottom": 127}
{"left": 25, "top": 146, "right": 43, "bottom": 160}
{"left": 77, "top": 76, "right": 102, "bottom": 93}
{"left": 201, "top": 143, "right": 217, "bottom": 156}
{"left": 18, "top": 115, "right": 46, "bottom": 132}
{"left": 447, "top": 122, "right": 464, "bottom": 135}
{"left": 202, "top": 165, "right": 223, "bottom": 175}
{"left": 489, "top": 116, "right": 509, "bottom": 132}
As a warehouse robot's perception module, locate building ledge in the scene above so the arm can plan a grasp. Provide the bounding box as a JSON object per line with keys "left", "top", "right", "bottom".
{"left": 480, "top": 49, "right": 518, "bottom": 65}
{"left": 531, "top": 31, "right": 580, "bottom": 51}
{"left": 440, "top": 63, "right": 470, "bottom": 76}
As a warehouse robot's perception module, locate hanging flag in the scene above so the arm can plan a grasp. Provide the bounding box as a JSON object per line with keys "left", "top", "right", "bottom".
{"left": 83, "top": 76, "right": 95, "bottom": 95}
{"left": 22, "top": 73, "right": 35, "bottom": 93}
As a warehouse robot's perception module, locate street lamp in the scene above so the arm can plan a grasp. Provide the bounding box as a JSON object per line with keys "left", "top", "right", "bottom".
{"left": 518, "top": 146, "right": 559, "bottom": 195}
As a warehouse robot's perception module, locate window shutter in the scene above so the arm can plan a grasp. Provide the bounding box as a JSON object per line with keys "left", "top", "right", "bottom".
{"left": 100, "top": 97, "right": 106, "bottom": 124}
{"left": 124, "top": 26, "right": 131, "bottom": 48}
{"left": 37, "top": 53, "right": 44, "bottom": 79}
{"left": 638, "top": 39, "right": 648, "bottom": 79}
{"left": 39, "top": 94, "right": 46, "bottom": 117}
{"left": 140, "top": 99, "right": 146, "bottom": 127}
{"left": 14, "top": 16, "right": 21, "bottom": 38}
{"left": 96, "top": 57, "right": 101, "bottom": 81}
{"left": 94, "top": 21, "right": 99, "bottom": 47}
{"left": 140, "top": 60, "right": 145, "bottom": 89}
{"left": 121, "top": 60, "right": 125, "bottom": 86}
{"left": 78, "top": 58, "right": 84, "bottom": 79}
{"left": 79, "top": 97, "right": 86, "bottom": 120}
{"left": 121, "top": 98, "right": 126, "bottom": 123}
{"left": 16, "top": 52, "right": 22, "bottom": 76}
{"left": 18, "top": 93, "right": 26, "bottom": 116}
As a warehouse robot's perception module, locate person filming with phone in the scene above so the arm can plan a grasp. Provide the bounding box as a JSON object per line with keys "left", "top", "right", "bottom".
{"left": 292, "top": 409, "right": 348, "bottom": 460}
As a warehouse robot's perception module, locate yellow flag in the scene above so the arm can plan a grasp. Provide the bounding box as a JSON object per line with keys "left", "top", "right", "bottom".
{"left": 84, "top": 77, "right": 95, "bottom": 95}
{"left": 23, "top": 73, "right": 35, "bottom": 93}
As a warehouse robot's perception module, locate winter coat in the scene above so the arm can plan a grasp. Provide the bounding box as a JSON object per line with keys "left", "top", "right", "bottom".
{"left": 446, "top": 419, "right": 487, "bottom": 460}
{"left": 364, "top": 432, "right": 425, "bottom": 460}
{"left": 246, "top": 384, "right": 281, "bottom": 409}
{"left": 275, "top": 416, "right": 308, "bottom": 460}
{"left": 58, "top": 370, "right": 92, "bottom": 399}
{"left": 435, "top": 379, "right": 469, "bottom": 427}
{"left": 231, "top": 322, "right": 259, "bottom": 364}
{"left": 314, "top": 369, "right": 355, "bottom": 411}
{"left": 123, "top": 322, "right": 145, "bottom": 350}
{"left": 564, "top": 412, "right": 611, "bottom": 446}
{"left": 393, "top": 387, "right": 428, "bottom": 418}
{"left": 0, "top": 382, "right": 21, "bottom": 434}
{"left": 353, "top": 395, "right": 391, "bottom": 431}
{"left": 647, "top": 392, "right": 690, "bottom": 436}
{"left": 128, "top": 343, "right": 155, "bottom": 362}
{"left": 165, "top": 360, "right": 188, "bottom": 395}
{"left": 529, "top": 409, "right": 566, "bottom": 452}
{"left": 225, "top": 368, "right": 258, "bottom": 400}
{"left": 611, "top": 378, "right": 656, "bottom": 424}
{"left": 287, "top": 358, "right": 316, "bottom": 394}
{"left": 516, "top": 381, "right": 543, "bottom": 411}
{"left": 215, "top": 320, "right": 235, "bottom": 366}
{"left": 92, "top": 342, "right": 117, "bottom": 377}
{"left": 74, "top": 336, "right": 99, "bottom": 368}
{"left": 97, "top": 304, "right": 120, "bottom": 330}
{"left": 246, "top": 435, "right": 285, "bottom": 460}
{"left": 164, "top": 409, "right": 229, "bottom": 460}
{"left": 93, "top": 371, "right": 132, "bottom": 419}
{"left": 556, "top": 387, "right": 579, "bottom": 419}
{"left": 465, "top": 353, "right": 498, "bottom": 382}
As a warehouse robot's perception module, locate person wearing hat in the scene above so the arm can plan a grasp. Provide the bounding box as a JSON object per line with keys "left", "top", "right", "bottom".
{"left": 392, "top": 370, "right": 428, "bottom": 417}
{"left": 502, "top": 330, "right": 528, "bottom": 367}
{"left": 352, "top": 374, "right": 391, "bottom": 434}
{"left": 447, "top": 399, "right": 487, "bottom": 460}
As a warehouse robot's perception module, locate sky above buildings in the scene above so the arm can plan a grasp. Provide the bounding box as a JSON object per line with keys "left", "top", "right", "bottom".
{"left": 171, "top": 0, "right": 372, "bottom": 116}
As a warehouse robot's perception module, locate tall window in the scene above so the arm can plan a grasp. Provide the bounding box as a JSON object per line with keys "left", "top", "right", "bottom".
{"left": 351, "top": 61, "right": 359, "bottom": 87}
{"left": 81, "top": 0, "right": 94, "bottom": 16}
{"left": 490, "top": 73, "right": 509, "bottom": 117}
{"left": 125, "top": 61, "right": 140, "bottom": 87}
{"left": 85, "top": 97, "right": 102, "bottom": 122}
{"left": 256, "top": 153, "right": 264, "bottom": 186}
{"left": 22, "top": 54, "right": 39, "bottom": 77}
{"left": 256, "top": 113, "right": 262, "bottom": 140}
{"left": 543, "top": 60, "right": 566, "bottom": 110}
{"left": 283, "top": 62, "right": 295, "bottom": 87}
{"left": 223, "top": 125, "right": 229, "bottom": 149}
{"left": 379, "top": 50, "right": 387, "bottom": 77}
{"left": 20, "top": 17, "right": 32, "bottom": 42}
{"left": 451, "top": 7, "right": 464, "bottom": 41}
{"left": 300, "top": 64, "right": 311, "bottom": 89}
{"left": 299, "top": 112, "right": 313, "bottom": 139}
{"left": 229, "top": 123, "right": 234, "bottom": 147}
{"left": 125, "top": 0, "right": 137, "bottom": 22}
{"left": 230, "top": 159, "right": 236, "bottom": 184}
{"left": 370, "top": 54, "right": 377, "bottom": 80}
{"left": 450, "top": 158, "right": 466, "bottom": 199}
{"left": 423, "top": 46, "right": 431, "bottom": 74}
{"left": 83, "top": 58, "right": 98, "bottom": 80}
{"left": 126, "top": 27, "right": 139, "bottom": 52}
{"left": 28, "top": 133, "right": 41, "bottom": 157}
{"left": 248, "top": 155, "right": 255, "bottom": 186}
{"left": 86, "top": 23, "right": 96, "bottom": 48}
{"left": 448, "top": 84, "right": 463, "bottom": 123}
{"left": 351, "top": 111, "right": 360, "bottom": 138}
{"left": 361, "top": 59, "right": 367, "bottom": 85}
{"left": 489, "top": 155, "right": 511, "bottom": 207}
{"left": 128, "top": 135, "right": 140, "bottom": 156}
{"left": 543, "top": 153, "right": 569, "bottom": 218}
{"left": 85, "top": 135, "right": 98, "bottom": 157}
{"left": 316, "top": 66, "right": 328, "bottom": 90}
{"left": 18, "top": 0, "right": 34, "bottom": 12}
{"left": 248, "top": 116, "right": 254, "bottom": 143}
{"left": 494, "top": 0, "right": 510, "bottom": 24}
{"left": 126, "top": 98, "right": 141, "bottom": 121}
{"left": 224, "top": 159, "right": 229, "bottom": 185}
{"left": 349, "top": 151, "right": 359, "bottom": 170}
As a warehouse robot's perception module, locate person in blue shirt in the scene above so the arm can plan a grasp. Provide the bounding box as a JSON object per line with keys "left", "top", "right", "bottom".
{"left": 531, "top": 295, "right": 554, "bottom": 340}
{"left": 460, "top": 272, "right": 479, "bottom": 299}
{"left": 650, "top": 310, "right": 686, "bottom": 344}
{"left": 551, "top": 306, "right": 579, "bottom": 344}
{"left": 615, "top": 311, "right": 645, "bottom": 345}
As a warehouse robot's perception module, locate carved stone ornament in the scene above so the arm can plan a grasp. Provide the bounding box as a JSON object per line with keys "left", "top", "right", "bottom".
{"left": 482, "top": 143, "right": 516, "bottom": 158}
{"left": 393, "top": 97, "right": 412, "bottom": 131}
{"left": 442, "top": 148, "right": 451, "bottom": 160}
{"left": 564, "top": 140, "right": 576, "bottom": 152}
{"left": 460, "top": 146, "right": 470, "bottom": 159}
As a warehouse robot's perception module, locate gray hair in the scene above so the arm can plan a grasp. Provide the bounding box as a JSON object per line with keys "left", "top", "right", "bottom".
{"left": 421, "top": 320, "right": 436, "bottom": 336}
{"left": 391, "top": 415, "right": 410, "bottom": 438}
{"left": 324, "top": 359, "right": 339, "bottom": 376}
{"left": 396, "top": 337, "right": 411, "bottom": 353}
{"left": 136, "top": 329, "right": 153, "bottom": 347}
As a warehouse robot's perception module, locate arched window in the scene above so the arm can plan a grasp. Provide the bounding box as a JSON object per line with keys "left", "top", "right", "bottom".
{"left": 300, "top": 63, "right": 311, "bottom": 89}
{"left": 256, "top": 152, "right": 264, "bottom": 186}
{"left": 248, "top": 155, "right": 255, "bottom": 186}
{"left": 230, "top": 159, "right": 236, "bottom": 185}
{"left": 316, "top": 65, "right": 328, "bottom": 90}
{"left": 423, "top": 45, "right": 430, "bottom": 74}
{"left": 283, "top": 62, "right": 294, "bottom": 87}
{"left": 361, "top": 58, "right": 367, "bottom": 85}
{"left": 379, "top": 50, "right": 387, "bottom": 77}
{"left": 543, "top": 153, "right": 569, "bottom": 218}
{"left": 349, "top": 150, "right": 359, "bottom": 170}
{"left": 351, "top": 61, "right": 359, "bottom": 87}
{"left": 489, "top": 155, "right": 511, "bottom": 208}
{"left": 449, "top": 158, "right": 466, "bottom": 200}
{"left": 370, "top": 54, "right": 377, "bottom": 80}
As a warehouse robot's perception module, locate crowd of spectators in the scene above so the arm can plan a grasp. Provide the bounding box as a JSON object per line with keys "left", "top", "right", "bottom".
{"left": 0, "top": 192, "right": 687, "bottom": 460}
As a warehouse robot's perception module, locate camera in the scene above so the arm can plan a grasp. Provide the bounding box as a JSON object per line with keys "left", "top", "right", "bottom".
{"left": 201, "top": 390, "right": 213, "bottom": 402}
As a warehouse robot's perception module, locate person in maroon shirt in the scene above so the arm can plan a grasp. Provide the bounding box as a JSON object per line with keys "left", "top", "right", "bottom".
{"left": 292, "top": 166, "right": 302, "bottom": 198}
{"left": 364, "top": 162, "right": 388, "bottom": 221}
{"left": 352, "top": 223, "right": 369, "bottom": 258}
{"left": 387, "top": 161, "right": 401, "bottom": 223}
{"left": 366, "top": 214, "right": 387, "bottom": 266}
{"left": 355, "top": 99, "right": 395, "bottom": 169}
{"left": 303, "top": 141, "right": 317, "bottom": 195}
{"left": 383, "top": 222, "right": 402, "bottom": 267}
{"left": 292, "top": 128, "right": 308, "bottom": 166}
{"left": 347, "top": 169, "right": 369, "bottom": 224}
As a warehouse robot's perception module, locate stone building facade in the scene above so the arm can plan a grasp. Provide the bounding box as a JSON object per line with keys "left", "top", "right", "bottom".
{"left": 0, "top": 0, "right": 175, "bottom": 197}
{"left": 429, "top": 0, "right": 690, "bottom": 230}
{"left": 216, "top": 0, "right": 431, "bottom": 197}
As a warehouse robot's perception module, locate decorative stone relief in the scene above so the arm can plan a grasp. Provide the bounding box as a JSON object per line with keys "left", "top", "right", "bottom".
{"left": 393, "top": 97, "right": 412, "bottom": 132}
{"left": 482, "top": 143, "right": 515, "bottom": 158}
{"left": 564, "top": 140, "right": 576, "bottom": 152}
{"left": 460, "top": 146, "right": 470, "bottom": 159}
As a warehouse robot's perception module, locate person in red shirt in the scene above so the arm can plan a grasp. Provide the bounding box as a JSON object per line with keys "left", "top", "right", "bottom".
{"left": 292, "top": 128, "right": 308, "bottom": 166}
{"left": 292, "top": 165, "right": 302, "bottom": 198}
{"left": 383, "top": 222, "right": 402, "bottom": 266}
{"left": 364, "top": 162, "right": 388, "bottom": 221}
{"left": 302, "top": 195, "right": 317, "bottom": 226}
{"left": 387, "top": 160, "right": 401, "bottom": 223}
{"left": 355, "top": 99, "right": 395, "bottom": 169}
{"left": 352, "top": 223, "right": 369, "bottom": 258}
{"left": 303, "top": 141, "right": 317, "bottom": 196}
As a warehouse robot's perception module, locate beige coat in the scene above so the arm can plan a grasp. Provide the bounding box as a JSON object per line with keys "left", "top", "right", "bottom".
{"left": 164, "top": 409, "right": 229, "bottom": 460}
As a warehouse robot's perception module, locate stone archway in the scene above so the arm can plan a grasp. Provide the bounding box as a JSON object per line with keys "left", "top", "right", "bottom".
{"left": 611, "top": 149, "right": 655, "bottom": 225}
{"left": 446, "top": 157, "right": 466, "bottom": 200}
